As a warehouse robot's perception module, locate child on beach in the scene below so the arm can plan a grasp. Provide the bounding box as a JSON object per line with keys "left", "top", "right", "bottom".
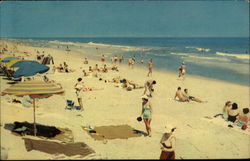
{"left": 140, "top": 95, "right": 153, "bottom": 137}
{"left": 160, "top": 125, "right": 177, "bottom": 160}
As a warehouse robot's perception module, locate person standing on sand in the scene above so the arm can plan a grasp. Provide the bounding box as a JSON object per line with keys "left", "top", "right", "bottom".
{"left": 114, "top": 55, "right": 118, "bottom": 64}
{"left": 143, "top": 80, "right": 156, "bottom": 97}
{"left": 101, "top": 55, "right": 106, "bottom": 63}
{"left": 74, "top": 78, "right": 86, "bottom": 111}
{"left": 140, "top": 95, "right": 153, "bottom": 137}
{"left": 174, "top": 87, "right": 189, "bottom": 102}
{"left": 160, "top": 125, "right": 177, "bottom": 160}
{"left": 128, "top": 57, "right": 132, "bottom": 68}
{"left": 141, "top": 56, "right": 144, "bottom": 64}
{"left": 178, "top": 62, "right": 186, "bottom": 78}
{"left": 147, "top": 59, "right": 153, "bottom": 77}
{"left": 119, "top": 55, "right": 123, "bottom": 64}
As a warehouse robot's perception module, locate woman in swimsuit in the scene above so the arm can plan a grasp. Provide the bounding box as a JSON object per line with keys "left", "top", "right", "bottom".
{"left": 101, "top": 55, "right": 106, "bottom": 63}
{"left": 140, "top": 95, "right": 153, "bottom": 137}
{"left": 227, "top": 103, "right": 239, "bottom": 123}
{"left": 160, "top": 125, "right": 177, "bottom": 160}
{"left": 74, "top": 78, "right": 86, "bottom": 111}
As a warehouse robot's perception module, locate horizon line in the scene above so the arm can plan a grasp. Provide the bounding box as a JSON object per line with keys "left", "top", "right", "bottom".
{"left": 1, "top": 36, "right": 249, "bottom": 39}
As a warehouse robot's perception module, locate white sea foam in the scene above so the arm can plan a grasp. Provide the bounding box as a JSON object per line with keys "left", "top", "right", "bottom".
{"left": 196, "top": 48, "right": 210, "bottom": 52}
{"left": 187, "top": 55, "right": 230, "bottom": 62}
{"left": 185, "top": 46, "right": 210, "bottom": 52}
{"left": 49, "top": 40, "right": 83, "bottom": 47}
{"left": 184, "top": 58, "right": 249, "bottom": 75}
{"left": 216, "top": 52, "right": 250, "bottom": 60}
{"left": 87, "top": 42, "right": 149, "bottom": 52}
{"left": 151, "top": 53, "right": 168, "bottom": 57}
{"left": 170, "top": 52, "right": 190, "bottom": 56}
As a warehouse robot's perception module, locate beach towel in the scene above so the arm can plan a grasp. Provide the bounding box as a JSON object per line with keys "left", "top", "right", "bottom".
{"left": 82, "top": 124, "right": 143, "bottom": 140}
{"left": 24, "top": 138, "right": 95, "bottom": 157}
{"left": 7, "top": 122, "right": 61, "bottom": 138}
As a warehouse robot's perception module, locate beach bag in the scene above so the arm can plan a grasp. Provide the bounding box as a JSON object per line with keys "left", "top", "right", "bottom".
{"left": 241, "top": 124, "right": 248, "bottom": 130}
{"left": 137, "top": 116, "right": 142, "bottom": 122}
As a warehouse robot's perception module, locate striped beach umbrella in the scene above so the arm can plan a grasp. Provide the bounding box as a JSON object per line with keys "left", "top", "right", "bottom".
{"left": 2, "top": 80, "right": 64, "bottom": 136}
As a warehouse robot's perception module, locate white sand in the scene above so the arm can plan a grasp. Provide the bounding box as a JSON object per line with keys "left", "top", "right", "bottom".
{"left": 0, "top": 40, "right": 249, "bottom": 159}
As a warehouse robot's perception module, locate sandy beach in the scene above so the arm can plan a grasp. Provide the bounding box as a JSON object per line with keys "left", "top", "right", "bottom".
{"left": 0, "top": 40, "right": 249, "bottom": 159}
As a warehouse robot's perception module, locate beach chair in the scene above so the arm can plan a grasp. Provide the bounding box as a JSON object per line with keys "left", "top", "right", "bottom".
{"left": 65, "top": 100, "right": 74, "bottom": 110}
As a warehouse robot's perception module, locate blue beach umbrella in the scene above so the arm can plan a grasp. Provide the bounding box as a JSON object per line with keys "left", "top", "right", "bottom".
{"left": 1, "top": 57, "right": 20, "bottom": 63}
{"left": 11, "top": 61, "right": 50, "bottom": 78}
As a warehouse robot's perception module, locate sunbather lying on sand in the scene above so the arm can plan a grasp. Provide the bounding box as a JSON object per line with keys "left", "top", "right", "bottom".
{"left": 120, "top": 79, "right": 144, "bottom": 90}
{"left": 100, "top": 64, "right": 108, "bottom": 73}
{"left": 107, "top": 76, "right": 122, "bottom": 83}
{"left": 182, "top": 89, "right": 207, "bottom": 103}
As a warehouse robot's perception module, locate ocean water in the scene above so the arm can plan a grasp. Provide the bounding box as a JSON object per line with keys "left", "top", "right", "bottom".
{"left": 5, "top": 37, "right": 250, "bottom": 86}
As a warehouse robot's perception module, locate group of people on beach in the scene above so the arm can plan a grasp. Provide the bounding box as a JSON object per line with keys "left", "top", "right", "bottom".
{"left": 53, "top": 62, "right": 75, "bottom": 73}
{"left": 174, "top": 87, "right": 206, "bottom": 103}
{"left": 100, "top": 54, "right": 154, "bottom": 77}
{"left": 214, "top": 101, "right": 249, "bottom": 130}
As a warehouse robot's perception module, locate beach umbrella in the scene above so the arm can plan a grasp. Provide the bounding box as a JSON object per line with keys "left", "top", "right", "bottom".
{"left": 11, "top": 60, "right": 50, "bottom": 78}
{"left": 5, "top": 59, "right": 23, "bottom": 68}
{"left": 1, "top": 57, "right": 20, "bottom": 63}
{"left": 2, "top": 80, "right": 64, "bottom": 136}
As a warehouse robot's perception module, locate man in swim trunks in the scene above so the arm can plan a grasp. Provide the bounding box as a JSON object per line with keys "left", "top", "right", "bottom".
{"left": 147, "top": 59, "right": 153, "bottom": 77}
{"left": 182, "top": 88, "right": 205, "bottom": 103}
{"left": 174, "top": 87, "right": 189, "bottom": 102}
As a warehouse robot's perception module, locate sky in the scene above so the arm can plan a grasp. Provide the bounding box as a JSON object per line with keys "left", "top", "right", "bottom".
{"left": 0, "top": 0, "right": 249, "bottom": 38}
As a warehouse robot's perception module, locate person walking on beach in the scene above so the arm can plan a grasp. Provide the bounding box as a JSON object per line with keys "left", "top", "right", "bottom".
{"left": 140, "top": 95, "right": 153, "bottom": 137}
{"left": 74, "top": 78, "right": 86, "bottom": 111}
{"left": 160, "top": 125, "right": 177, "bottom": 160}
{"left": 147, "top": 59, "right": 153, "bottom": 77}
{"left": 143, "top": 80, "right": 156, "bottom": 97}
{"left": 174, "top": 87, "right": 189, "bottom": 102}
{"left": 178, "top": 62, "right": 186, "bottom": 78}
